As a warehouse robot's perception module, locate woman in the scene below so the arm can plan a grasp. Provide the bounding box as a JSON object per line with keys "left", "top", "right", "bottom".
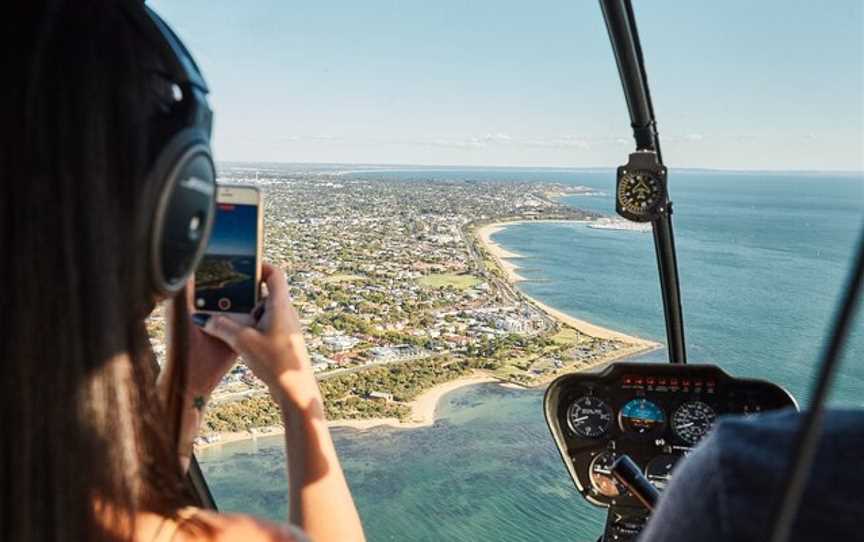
{"left": 0, "top": 2, "right": 365, "bottom": 541}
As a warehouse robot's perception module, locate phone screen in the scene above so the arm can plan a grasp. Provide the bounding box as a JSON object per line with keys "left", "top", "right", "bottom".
{"left": 194, "top": 201, "right": 259, "bottom": 314}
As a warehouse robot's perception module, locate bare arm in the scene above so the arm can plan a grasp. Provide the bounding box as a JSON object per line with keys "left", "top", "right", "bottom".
{"left": 203, "top": 263, "right": 365, "bottom": 542}
{"left": 159, "top": 283, "right": 243, "bottom": 473}
{"left": 154, "top": 376, "right": 210, "bottom": 473}
{"left": 274, "top": 376, "right": 363, "bottom": 539}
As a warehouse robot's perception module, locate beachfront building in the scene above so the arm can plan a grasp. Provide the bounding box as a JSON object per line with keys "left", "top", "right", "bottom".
{"left": 368, "top": 391, "right": 394, "bottom": 402}
{"left": 311, "top": 353, "right": 333, "bottom": 373}
{"left": 322, "top": 334, "right": 360, "bottom": 352}
{"left": 368, "top": 344, "right": 428, "bottom": 363}
{"left": 494, "top": 316, "right": 527, "bottom": 333}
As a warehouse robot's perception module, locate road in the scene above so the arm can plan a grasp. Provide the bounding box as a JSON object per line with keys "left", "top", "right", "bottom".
{"left": 316, "top": 352, "right": 436, "bottom": 380}
{"left": 460, "top": 220, "right": 557, "bottom": 332}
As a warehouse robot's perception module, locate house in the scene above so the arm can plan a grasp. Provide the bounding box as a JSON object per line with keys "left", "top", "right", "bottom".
{"left": 323, "top": 334, "right": 360, "bottom": 352}
{"left": 311, "top": 353, "right": 333, "bottom": 373}
{"left": 369, "top": 391, "right": 394, "bottom": 402}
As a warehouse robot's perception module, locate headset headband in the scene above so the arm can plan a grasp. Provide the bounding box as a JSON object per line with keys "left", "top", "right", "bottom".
{"left": 119, "top": 2, "right": 208, "bottom": 93}
{"left": 119, "top": 1, "right": 218, "bottom": 296}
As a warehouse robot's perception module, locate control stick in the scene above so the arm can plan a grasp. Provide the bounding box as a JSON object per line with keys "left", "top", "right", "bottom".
{"left": 611, "top": 455, "right": 660, "bottom": 511}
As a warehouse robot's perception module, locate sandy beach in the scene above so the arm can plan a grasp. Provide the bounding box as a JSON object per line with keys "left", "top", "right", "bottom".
{"left": 195, "top": 373, "right": 499, "bottom": 451}
{"left": 329, "top": 372, "right": 499, "bottom": 430}
{"left": 475, "top": 220, "right": 596, "bottom": 283}
{"left": 525, "top": 294, "right": 657, "bottom": 347}
{"left": 194, "top": 427, "right": 285, "bottom": 452}
{"left": 475, "top": 221, "right": 659, "bottom": 348}
{"left": 476, "top": 222, "right": 528, "bottom": 282}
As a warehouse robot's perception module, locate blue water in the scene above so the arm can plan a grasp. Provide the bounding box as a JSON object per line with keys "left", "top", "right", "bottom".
{"left": 199, "top": 169, "right": 864, "bottom": 541}
{"left": 492, "top": 171, "right": 864, "bottom": 405}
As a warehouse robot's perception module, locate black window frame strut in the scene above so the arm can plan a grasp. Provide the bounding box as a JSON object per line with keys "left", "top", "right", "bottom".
{"left": 599, "top": 0, "right": 687, "bottom": 365}
{"left": 599, "top": 4, "right": 864, "bottom": 542}
{"left": 188, "top": 455, "right": 218, "bottom": 510}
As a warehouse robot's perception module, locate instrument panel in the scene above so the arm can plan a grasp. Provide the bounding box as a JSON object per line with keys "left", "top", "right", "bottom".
{"left": 544, "top": 362, "right": 796, "bottom": 540}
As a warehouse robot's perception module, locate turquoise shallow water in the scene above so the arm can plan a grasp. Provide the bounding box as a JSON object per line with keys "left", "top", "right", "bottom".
{"left": 199, "top": 169, "right": 863, "bottom": 541}
{"left": 199, "top": 384, "right": 606, "bottom": 540}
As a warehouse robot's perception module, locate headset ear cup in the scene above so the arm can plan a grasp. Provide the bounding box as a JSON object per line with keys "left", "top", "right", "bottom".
{"left": 148, "top": 128, "right": 216, "bottom": 296}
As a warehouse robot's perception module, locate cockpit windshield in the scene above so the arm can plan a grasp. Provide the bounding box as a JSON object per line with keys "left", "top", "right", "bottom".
{"left": 148, "top": 1, "right": 863, "bottom": 540}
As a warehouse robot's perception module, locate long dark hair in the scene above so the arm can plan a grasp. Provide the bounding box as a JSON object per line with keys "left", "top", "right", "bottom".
{"left": 1, "top": 1, "right": 195, "bottom": 539}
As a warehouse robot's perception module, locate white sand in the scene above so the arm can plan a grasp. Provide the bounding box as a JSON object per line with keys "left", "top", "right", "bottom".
{"left": 195, "top": 373, "right": 500, "bottom": 450}
{"left": 476, "top": 223, "right": 526, "bottom": 282}
{"left": 328, "top": 372, "right": 499, "bottom": 430}
{"left": 475, "top": 221, "right": 660, "bottom": 349}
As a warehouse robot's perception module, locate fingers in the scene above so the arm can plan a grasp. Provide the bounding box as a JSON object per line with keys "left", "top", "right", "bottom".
{"left": 252, "top": 299, "right": 266, "bottom": 322}
{"left": 222, "top": 312, "right": 258, "bottom": 328}
{"left": 260, "top": 262, "right": 278, "bottom": 281}
{"left": 261, "top": 263, "right": 290, "bottom": 305}
{"left": 259, "top": 263, "right": 293, "bottom": 330}
{"left": 197, "top": 264, "right": 287, "bottom": 351}
{"left": 202, "top": 314, "right": 262, "bottom": 354}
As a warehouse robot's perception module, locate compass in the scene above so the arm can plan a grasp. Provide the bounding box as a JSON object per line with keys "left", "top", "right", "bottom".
{"left": 616, "top": 152, "right": 667, "bottom": 223}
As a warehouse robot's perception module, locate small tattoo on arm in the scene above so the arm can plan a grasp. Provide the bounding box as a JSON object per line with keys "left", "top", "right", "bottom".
{"left": 193, "top": 396, "right": 206, "bottom": 411}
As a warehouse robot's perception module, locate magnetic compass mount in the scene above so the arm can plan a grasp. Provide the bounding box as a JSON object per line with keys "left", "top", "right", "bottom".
{"left": 616, "top": 151, "right": 668, "bottom": 223}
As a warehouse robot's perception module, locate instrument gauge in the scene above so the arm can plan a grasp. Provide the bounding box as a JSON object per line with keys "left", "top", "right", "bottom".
{"left": 589, "top": 451, "right": 626, "bottom": 498}
{"left": 645, "top": 454, "right": 681, "bottom": 491}
{"left": 567, "top": 396, "right": 613, "bottom": 438}
{"left": 619, "top": 398, "right": 666, "bottom": 435}
{"left": 672, "top": 401, "right": 716, "bottom": 445}
{"left": 617, "top": 170, "right": 664, "bottom": 221}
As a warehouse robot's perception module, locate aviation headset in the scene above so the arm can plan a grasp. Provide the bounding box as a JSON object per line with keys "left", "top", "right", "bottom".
{"left": 120, "top": 2, "right": 217, "bottom": 296}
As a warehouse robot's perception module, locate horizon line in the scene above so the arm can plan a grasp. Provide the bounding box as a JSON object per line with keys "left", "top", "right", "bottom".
{"left": 216, "top": 160, "right": 864, "bottom": 176}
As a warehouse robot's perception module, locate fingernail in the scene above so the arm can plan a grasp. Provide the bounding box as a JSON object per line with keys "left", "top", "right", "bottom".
{"left": 192, "top": 313, "right": 211, "bottom": 327}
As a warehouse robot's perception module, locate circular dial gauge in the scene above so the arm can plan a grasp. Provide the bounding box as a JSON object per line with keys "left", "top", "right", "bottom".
{"left": 589, "top": 451, "right": 626, "bottom": 497}
{"left": 645, "top": 454, "right": 681, "bottom": 491}
{"left": 672, "top": 401, "right": 717, "bottom": 444}
{"left": 567, "top": 396, "right": 613, "bottom": 438}
{"left": 618, "top": 170, "right": 664, "bottom": 218}
{"left": 619, "top": 398, "right": 666, "bottom": 435}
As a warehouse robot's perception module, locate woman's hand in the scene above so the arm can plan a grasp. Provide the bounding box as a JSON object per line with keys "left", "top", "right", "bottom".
{"left": 202, "top": 263, "right": 366, "bottom": 541}
{"left": 164, "top": 281, "right": 246, "bottom": 399}
{"left": 201, "top": 263, "right": 321, "bottom": 409}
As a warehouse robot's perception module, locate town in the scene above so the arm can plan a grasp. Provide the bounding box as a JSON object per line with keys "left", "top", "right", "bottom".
{"left": 146, "top": 164, "right": 653, "bottom": 440}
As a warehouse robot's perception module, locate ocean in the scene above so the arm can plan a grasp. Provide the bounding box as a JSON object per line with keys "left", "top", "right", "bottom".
{"left": 197, "top": 168, "right": 864, "bottom": 541}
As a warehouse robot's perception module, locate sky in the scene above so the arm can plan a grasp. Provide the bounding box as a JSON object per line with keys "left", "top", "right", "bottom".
{"left": 208, "top": 204, "right": 257, "bottom": 256}
{"left": 151, "top": 1, "right": 863, "bottom": 171}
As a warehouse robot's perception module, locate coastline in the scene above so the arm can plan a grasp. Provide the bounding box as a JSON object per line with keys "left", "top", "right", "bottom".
{"left": 475, "top": 220, "right": 591, "bottom": 283}
{"left": 328, "top": 373, "right": 499, "bottom": 430}
{"left": 195, "top": 373, "right": 499, "bottom": 452}
{"left": 195, "top": 219, "right": 660, "bottom": 454}
{"left": 475, "top": 223, "right": 528, "bottom": 281}
{"left": 474, "top": 220, "right": 660, "bottom": 348}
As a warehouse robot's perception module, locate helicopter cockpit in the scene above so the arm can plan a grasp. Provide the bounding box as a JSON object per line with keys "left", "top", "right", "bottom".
{"left": 545, "top": 363, "right": 796, "bottom": 540}
{"left": 123, "top": 2, "right": 861, "bottom": 542}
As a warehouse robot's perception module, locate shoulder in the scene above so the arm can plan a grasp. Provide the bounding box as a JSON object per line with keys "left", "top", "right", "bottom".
{"left": 176, "top": 510, "right": 310, "bottom": 542}
{"left": 708, "top": 408, "right": 864, "bottom": 490}
{"left": 712, "top": 408, "right": 864, "bottom": 442}
{"left": 640, "top": 409, "right": 797, "bottom": 542}
{"left": 638, "top": 427, "right": 728, "bottom": 541}
{"left": 640, "top": 409, "right": 864, "bottom": 542}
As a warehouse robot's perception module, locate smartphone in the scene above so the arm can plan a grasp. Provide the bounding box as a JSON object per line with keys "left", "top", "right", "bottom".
{"left": 194, "top": 185, "right": 263, "bottom": 315}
